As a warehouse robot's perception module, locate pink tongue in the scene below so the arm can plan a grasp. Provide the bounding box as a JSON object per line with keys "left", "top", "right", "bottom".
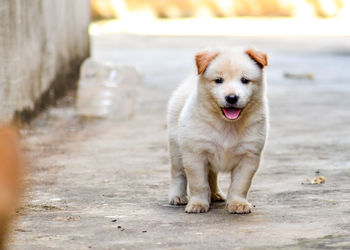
{"left": 223, "top": 108, "right": 241, "bottom": 120}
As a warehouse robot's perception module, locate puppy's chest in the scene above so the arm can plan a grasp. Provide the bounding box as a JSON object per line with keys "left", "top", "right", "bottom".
{"left": 206, "top": 133, "right": 246, "bottom": 172}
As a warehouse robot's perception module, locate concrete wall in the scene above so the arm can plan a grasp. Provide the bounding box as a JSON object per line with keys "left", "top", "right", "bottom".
{"left": 0, "top": 0, "right": 90, "bottom": 123}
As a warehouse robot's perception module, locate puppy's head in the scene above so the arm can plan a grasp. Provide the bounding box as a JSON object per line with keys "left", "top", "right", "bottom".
{"left": 195, "top": 48, "right": 268, "bottom": 121}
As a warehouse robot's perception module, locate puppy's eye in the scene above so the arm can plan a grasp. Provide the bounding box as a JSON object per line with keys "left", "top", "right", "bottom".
{"left": 241, "top": 77, "right": 250, "bottom": 84}
{"left": 214, "top": 77, "right": 224, "bottom": 84}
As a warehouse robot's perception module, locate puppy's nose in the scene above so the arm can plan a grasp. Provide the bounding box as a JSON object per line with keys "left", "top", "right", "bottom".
{"left": 225, "top": 95, "right": 239, "bottom": 104}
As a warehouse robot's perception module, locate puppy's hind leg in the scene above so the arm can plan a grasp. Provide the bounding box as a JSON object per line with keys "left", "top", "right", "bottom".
{"left": 208, "top": 169, "right": 226, "bottom": 202}
{"left": 168, "top": 140, "right": 188, "bottom": 205}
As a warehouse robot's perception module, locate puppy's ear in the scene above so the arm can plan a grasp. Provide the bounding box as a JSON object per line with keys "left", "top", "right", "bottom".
{"left": 245, "top": 49, "right": 268, "bottom": 69}
{"left": 195, "top": 50, "right": 218, "bottom": 75}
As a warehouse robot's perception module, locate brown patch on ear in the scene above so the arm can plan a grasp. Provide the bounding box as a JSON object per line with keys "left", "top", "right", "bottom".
{"left": 245, "top": 49, "right": 268, "bottom": 69}
{"left": 195, "top": 51, "right": 219, "bottom": 75}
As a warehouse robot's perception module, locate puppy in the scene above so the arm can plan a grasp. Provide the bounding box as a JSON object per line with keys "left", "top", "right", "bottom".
{"left": 167, "top": 47, "right": 268, "bottom": 213}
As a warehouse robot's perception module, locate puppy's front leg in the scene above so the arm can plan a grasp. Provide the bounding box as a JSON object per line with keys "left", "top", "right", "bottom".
{"left": 183, "top": 152, "right": 210, "bottom": 213}
{"left": 226, "top": 153, "right": 261, "bottom": 214}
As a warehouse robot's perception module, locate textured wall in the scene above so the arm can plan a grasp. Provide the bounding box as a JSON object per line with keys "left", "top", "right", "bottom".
{"left": 0, "top": 0, "right": 90, "bottom": 123}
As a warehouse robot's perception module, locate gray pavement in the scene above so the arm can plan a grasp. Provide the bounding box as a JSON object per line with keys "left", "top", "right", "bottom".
{"left": 9, "top": 34, "right": 350, "bottom": 249}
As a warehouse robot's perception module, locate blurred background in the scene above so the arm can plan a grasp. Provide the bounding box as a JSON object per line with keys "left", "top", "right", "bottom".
{"left": 89, "top": 0, "right": 350, "bottom": 36}
{"left": 91, "top": 0, "right": 350, "bottom": 19}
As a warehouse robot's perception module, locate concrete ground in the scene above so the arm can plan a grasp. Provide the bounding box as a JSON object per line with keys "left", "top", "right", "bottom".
{"left": 9, "top": 34, "right": 350, "bottom": 249}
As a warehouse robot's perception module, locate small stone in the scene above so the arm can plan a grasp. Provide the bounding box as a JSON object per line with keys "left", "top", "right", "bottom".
{"left": 306, "top": 176, "right": 326, "bottom": 184}
{"left": 111, "top": 219, "right": 117, "bottom": 222}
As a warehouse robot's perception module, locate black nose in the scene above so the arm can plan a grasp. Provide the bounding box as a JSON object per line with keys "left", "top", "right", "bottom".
{"left": 225, "top": 95, "right": 239, "bottom": 104}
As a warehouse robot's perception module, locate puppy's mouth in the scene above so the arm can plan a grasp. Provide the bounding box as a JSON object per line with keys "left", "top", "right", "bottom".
{"left": 221, "top": 107, "right": 242, "bottom": 120}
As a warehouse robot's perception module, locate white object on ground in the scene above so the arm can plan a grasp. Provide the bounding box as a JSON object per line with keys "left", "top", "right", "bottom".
{"left": 76, "top": 58, "right": 140, "bottom": 119}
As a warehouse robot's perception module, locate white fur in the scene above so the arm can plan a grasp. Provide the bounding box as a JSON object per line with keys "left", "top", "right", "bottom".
{"left": 167, "top": 48, "right": 268, "bottom": 214}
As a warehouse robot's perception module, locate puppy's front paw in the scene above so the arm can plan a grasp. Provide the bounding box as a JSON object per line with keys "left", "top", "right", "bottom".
{"left": 211, "top": 192, "right": 226, "bottom": 202}
{"left": 227, "top": 200, "right": 252, "bottom": 214}
{"left": 169, "top": 195, "right": 188, "bottom": 205}
{"left": 185, "top": 201, "right": 209, "bottom": 213}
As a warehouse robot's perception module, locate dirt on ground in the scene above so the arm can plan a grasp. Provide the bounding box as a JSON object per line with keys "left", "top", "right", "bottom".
{"left": 8, "top": 35, "right": 350, "bottom": 249}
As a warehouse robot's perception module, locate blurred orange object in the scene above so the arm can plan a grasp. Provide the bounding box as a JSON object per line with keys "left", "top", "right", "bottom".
{"left": 0, "top": 125, "right": 24, "bottom": 248}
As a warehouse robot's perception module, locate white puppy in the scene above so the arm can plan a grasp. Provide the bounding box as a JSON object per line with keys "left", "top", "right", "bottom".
{"left": 167, "top": 47, "right": 268, "bottom": 214}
